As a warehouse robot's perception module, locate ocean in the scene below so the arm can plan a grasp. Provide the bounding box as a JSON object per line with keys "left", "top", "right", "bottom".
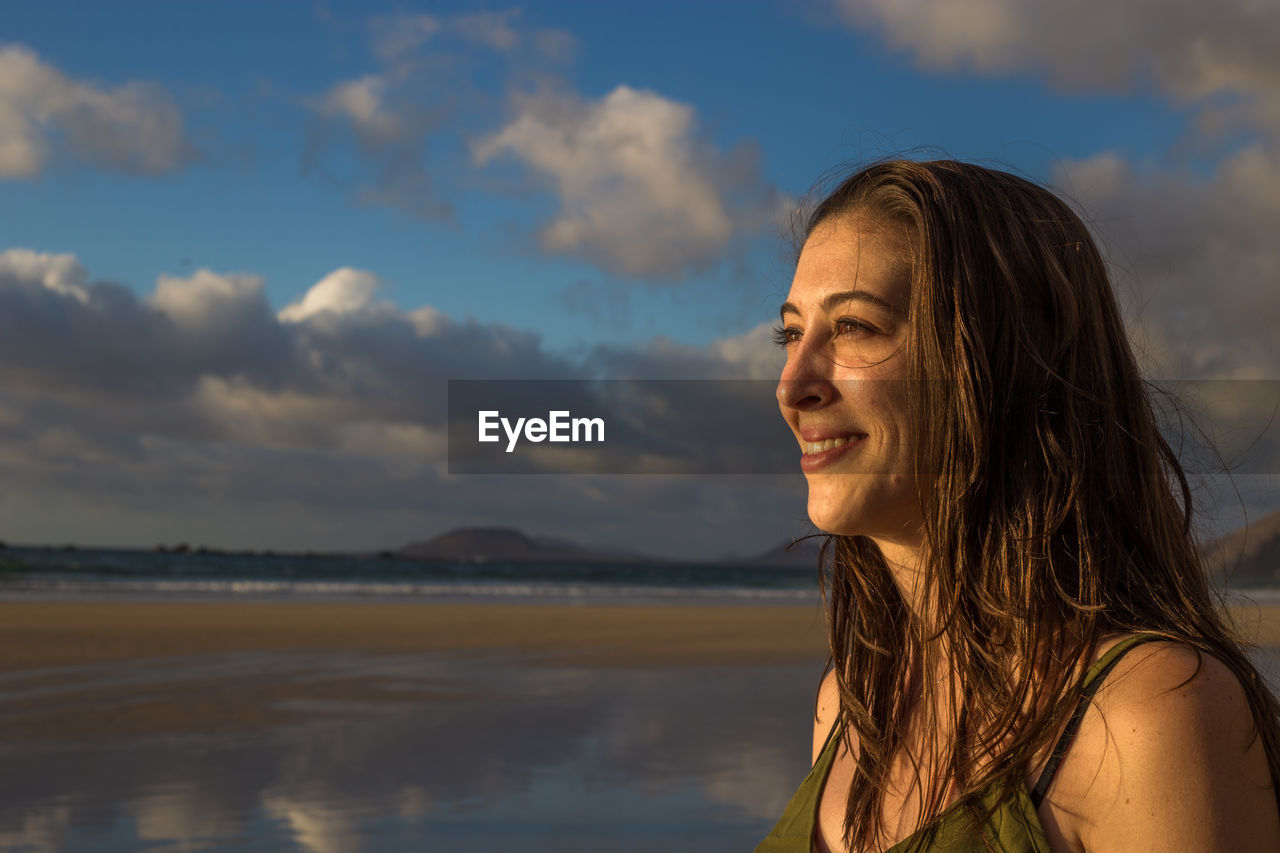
{"left": 3, "top": 544, "right": 1277, "bottom": 606}
{"left": 0, "top": 545, "right": 820, "bottom": 605}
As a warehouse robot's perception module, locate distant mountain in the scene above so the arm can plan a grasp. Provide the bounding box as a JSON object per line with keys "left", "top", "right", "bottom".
{"left": 396, "top": 526, "right": 662, "bottom": 564}
{"left": 1203, "top": 508, "right": 1280, "bottom": 587}
{"left": 396, "top": 525, "right": 826, "bottom": 568}
{"left": 728, "top": 537, "right": 824, "bottom": 569}
{"left": 393, "top": 512, "right": 1280, "bottom": 579}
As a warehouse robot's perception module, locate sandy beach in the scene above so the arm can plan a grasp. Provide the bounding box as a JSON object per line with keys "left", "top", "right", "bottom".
{"left": 2, "top": 599, "right": 1276, "bottom": 673}
{"left": 2, "top": 600, "right": 1276, "bottom": 741}
{"left": 0, "top": 601, "right": 833, "bottom": 852}
{"left": 0, "top": 601, "right": 828, "bottom": 740}
{"left": 0, "top": 600, "right": 831, "bottom": 670}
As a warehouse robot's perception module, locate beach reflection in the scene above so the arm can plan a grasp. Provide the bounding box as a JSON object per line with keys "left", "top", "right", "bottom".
{"left": 13, "top": 644, "right": 1272, "bottom": 852}
{"left": 0, "top": 650, "right": 816, "bottom": 852}
{"left": 130, "top": 781, "right": 245, "bottom": 850}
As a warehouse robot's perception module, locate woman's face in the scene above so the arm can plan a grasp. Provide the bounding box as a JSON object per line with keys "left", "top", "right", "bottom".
{"left": 775, "top": 215, "right": 924, "bottom": 546}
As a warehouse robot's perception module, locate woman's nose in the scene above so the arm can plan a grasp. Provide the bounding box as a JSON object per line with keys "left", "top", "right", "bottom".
{"left": 776, "top": 344, "right": 834, "bottom": 411}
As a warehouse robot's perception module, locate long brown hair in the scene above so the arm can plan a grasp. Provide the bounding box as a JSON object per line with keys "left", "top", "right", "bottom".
{"left": 798, "top": 159, "right": 1280, "bottom": 850}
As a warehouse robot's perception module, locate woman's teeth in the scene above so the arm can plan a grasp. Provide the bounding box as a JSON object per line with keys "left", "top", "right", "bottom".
{"left": 805, "top": 436, "right": 856, "bottom": 455}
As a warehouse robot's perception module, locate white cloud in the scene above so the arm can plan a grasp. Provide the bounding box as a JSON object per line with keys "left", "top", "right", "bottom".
{"left": 453, "top": 10, "right": 521, "bottom": 51}
{"left": 1058, "top": 145, "right": 1280, "bottom": 380}
{"left": 369, "top": 13, "right": 441, "bottom": 65}
{"left": 0, "top": 248, "right": 89, "bottom": 301}
{"left": 337, "top": 420, "right": 447, "bottom": 460}
{"left": 191, "top": 376, "right": 365, "bottom": 451}
{"left": 0, "top": 246, "right": 824, "bottom": 553}
{"left": 150, "top": 269, "right": 268, "bottom": 331}
{"left": 305, "top": 9, "right": 580, "bottom": 221}
{"left": 531, "top": 27, "right": 578, "bottom": 63}
{"left": 315, "top": 75, "right": 405, "bottom": 148}
{"left": 475, "top": 84, "right": 776, "bottom": 279}
{"left": 0, "top": 44, "right": 193, "bottom": 178}
{"left": 307, "top": 71, "right": 450, "bottom": 220}
{"left": 407, "top": 305, "right": 444, "bottom": 337}
{"left": 711, "top": 322, "right": 788, "bottom": 381}
{"left": 582, "top": 322, "right": 787, "bottom": 382}
{"left": 279, "top": 267, "right": 383, "bottom": 323}
{"left": 828, "top": 1, "right": 1280, "bottom": 383}
{"left": 0, "top": 246, "right": 576, "bottom": 418}
{"left": 836, "top": 0, "right": 1280, "bottom": 141}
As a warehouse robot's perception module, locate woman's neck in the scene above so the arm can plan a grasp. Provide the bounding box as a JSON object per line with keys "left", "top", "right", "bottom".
{"left": 873, "top": 532, "right": 934, "bottom": 626}
{"left": 872, "top": 532, "right": 965, "bottom": 688}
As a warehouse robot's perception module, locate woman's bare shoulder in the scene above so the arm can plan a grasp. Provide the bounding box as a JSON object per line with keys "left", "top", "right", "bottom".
{"left": 1051, "top": 640, "right": 1280, "bottom": 852}
{"left": 812, "top": 668, "right": 842, "bottom": 765}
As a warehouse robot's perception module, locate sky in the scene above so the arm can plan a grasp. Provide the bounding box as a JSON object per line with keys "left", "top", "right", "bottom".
{"left": 0, "top": 0, "right": 1277, "bottom": 559}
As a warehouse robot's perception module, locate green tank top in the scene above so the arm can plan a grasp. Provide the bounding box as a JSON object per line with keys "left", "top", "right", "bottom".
{"left": 754, "top": 635, "right": 1162, "bottom": 853}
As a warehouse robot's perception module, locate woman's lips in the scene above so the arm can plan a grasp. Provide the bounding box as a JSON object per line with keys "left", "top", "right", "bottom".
{"left": 799, "top": 434, "right": 867, "bottom": 472}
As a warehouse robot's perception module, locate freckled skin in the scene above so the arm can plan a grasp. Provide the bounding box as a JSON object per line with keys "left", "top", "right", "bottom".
{"left": 1041, "top": 643, "right": 1280, "bottom": 852}
{"left": 776, "top": 215, "right": 925, "bottom": 562}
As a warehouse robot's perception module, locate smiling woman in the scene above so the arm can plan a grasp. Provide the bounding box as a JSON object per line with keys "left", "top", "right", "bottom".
{"left": 758, "top": 160, "right": 1280, "bottom": 853}
{"left": 775, "top": 216, "right": 918, "bottom": 548}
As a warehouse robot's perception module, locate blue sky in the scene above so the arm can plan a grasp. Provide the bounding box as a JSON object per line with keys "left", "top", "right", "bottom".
{"left": 1, "top": 1, "right": 1276, "bottom": 556}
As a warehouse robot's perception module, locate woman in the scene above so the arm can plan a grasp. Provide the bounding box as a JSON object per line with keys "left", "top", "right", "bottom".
{"left": 758, "top": 160, "right": 1280, "bottom": 852}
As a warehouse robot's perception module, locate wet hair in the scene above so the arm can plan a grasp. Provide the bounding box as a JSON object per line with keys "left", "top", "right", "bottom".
{"left": 798, "top": 159, "right": 1280, "bottom": 850}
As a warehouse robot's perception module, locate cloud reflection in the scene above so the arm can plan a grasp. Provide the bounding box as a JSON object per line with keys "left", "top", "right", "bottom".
{"left": 0, "top": 801, "right": 70, "bottom": 853}
{"left": 0, "top": 651, "right": 817, "bottom": 852}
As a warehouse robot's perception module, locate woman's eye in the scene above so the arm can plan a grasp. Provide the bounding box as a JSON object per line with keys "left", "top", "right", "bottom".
{"left": 835, "top": 318, "right": 876, "bottom": 336}
{"left": 771, "top": 324, "right": 801, "bottom": 346}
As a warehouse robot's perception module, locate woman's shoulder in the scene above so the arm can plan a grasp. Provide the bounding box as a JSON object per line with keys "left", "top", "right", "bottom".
{"left": 1092, "top": 634, "right": 1236, "bottom": 697}
{"left": 1085, "top": 636, "right": 1255, "bottom": 743}
{"left": 812, "top": 668, "right": 843, "bottom": 765}
{"left": 1047, "top": 635, "right": 1279, "bottom": 851}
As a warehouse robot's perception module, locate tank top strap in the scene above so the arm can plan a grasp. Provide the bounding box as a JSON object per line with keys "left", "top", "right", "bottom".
{"left": 1029, "top": 633, "right": 1166, "bottom": 807}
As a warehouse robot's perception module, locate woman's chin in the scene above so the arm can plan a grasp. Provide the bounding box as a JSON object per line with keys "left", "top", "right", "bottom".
{"left": 806, "top": 500, "right": 922, "bottom": 543}
{"left": 805, "top": 504, "right": 863, "bottom": 537}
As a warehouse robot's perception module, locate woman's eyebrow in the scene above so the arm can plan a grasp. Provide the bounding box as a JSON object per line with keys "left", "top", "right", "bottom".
{"left": 779, "top": 289, "right": 899, "bottom": 321}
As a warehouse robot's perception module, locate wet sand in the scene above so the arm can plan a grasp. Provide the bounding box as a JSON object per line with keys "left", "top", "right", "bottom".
{"left": 0, "top": 601, "right": 829, "bottom": 739}
{"left": 0, "top": 602, "right": 833, "bottom": 851}
{"left": 1, "top": 600, "right": 1276, "bottom": 741}
{"left": 1, "top": 601, "right": 1277, "bottom": 852}
{"left": 2, "top": 600, "right": 1276, "bottom": 673}
{"left": 0, "top": 601, "right": 830, "bottom": 670}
